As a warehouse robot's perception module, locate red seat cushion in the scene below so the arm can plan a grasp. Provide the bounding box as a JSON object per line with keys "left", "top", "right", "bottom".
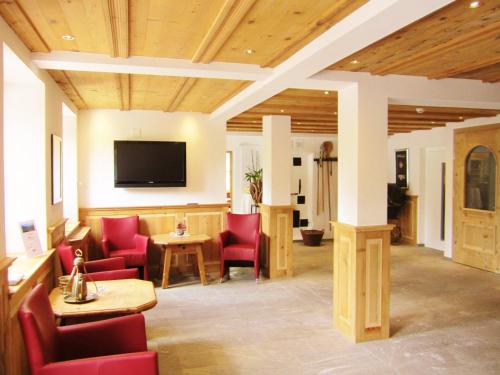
{"left": 110, "top": 249, "right": 146, "bottom": 267}
{"left": 222, "top": 244, "right": 255, "bottom": 261}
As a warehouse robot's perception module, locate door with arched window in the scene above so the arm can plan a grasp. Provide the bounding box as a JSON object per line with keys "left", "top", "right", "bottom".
{"left": 453, "top": 124, "right": 500, "bottom": 273}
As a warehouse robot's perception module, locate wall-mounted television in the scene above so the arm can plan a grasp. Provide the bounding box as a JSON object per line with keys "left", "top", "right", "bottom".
{"left": 114, "top": 140, "right": 186, "bottom": 187}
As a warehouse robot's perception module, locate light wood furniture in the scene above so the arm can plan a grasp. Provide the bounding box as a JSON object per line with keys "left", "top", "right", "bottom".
{"left": 331, "top": 222, "right": 393, "bottom": 343}
{"left": 259, "top": 204, "right": 293, "bottom": 278}
{"left": 80, "top": 204, "right": 229, "bottom": 277}
{"left": 453, "top": 123, "right": 500, "bottom": 274}
{"left": 67, "top": 225, "right": 91, "bottom": 261}
{"left": 49, "top": 279, "right": 157, "bottom": 319}
{"left": 152, "top": 233, "right": 210, "bottom": 288}
{"left": 399, "top": 195, "right": 418, "bottom": 245}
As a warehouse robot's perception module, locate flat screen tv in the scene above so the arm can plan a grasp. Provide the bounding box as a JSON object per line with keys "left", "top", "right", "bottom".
{"left": 114, "top": 140, "right": 186, "bottom": 187}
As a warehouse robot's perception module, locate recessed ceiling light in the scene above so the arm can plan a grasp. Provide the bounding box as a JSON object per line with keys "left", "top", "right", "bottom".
{"left": 280, "top": 109, "right": 285, "bottom": 113}
{"left": 416, "top": 107, "right": 425, "bottom": 114}
{"left": 298, "top": 122, "right": 302, "bottom": 125}
{"left": 431, "top": 121, "right": 436, "bottom": 124}
{"left": 350, "top": 59, "right": 360, "bottom": 65}
{"left": 324, "top": 91, "right": 330, "bottom": 95}
{"left": 469, "top": 1, "right": 480, "bottom": 8}
{"left": 459, "top": 116, "right": 464, "bottom": 120}
{"left": 334, "top": 112, "right": 337, "bottom": 115}
{"left": 244, "top": 48, "right": 255, "bottom": 55}
{"left": 62, "top": 34, "right": 75, "bottom": 41}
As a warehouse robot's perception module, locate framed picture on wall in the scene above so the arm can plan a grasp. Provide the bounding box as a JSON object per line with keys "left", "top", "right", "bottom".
{"left": 395, "top": 149, "right": 409, "bottom": 188}
{"left": 51, "top": 134, "right": 62, "bottom": 204}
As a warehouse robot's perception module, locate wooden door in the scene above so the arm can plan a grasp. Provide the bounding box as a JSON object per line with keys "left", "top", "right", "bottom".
{"left": 453, "top": 124, "right": 500, "bottom": 273}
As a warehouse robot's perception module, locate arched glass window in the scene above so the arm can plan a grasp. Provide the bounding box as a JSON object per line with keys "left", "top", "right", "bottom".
{"left": 465, "top": 146, "right": 496, "bottom": 211}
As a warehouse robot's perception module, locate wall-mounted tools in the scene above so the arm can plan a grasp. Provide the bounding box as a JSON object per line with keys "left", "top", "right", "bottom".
{"left": 314, "top": 141, "right": 337, "bottom": 220}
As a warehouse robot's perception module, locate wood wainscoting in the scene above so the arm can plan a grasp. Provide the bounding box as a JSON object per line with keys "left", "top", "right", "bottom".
{"left": 79, "top": 204, "right": 230, "bottom": 278}
{"left": 331, "top": 222, "right": 393, "bottom": 343}
{"left": 259, "top": 204, "right": 293, "bottom": 278}
{"left": 400, "top": 195, "right": 418, "bottom": 245}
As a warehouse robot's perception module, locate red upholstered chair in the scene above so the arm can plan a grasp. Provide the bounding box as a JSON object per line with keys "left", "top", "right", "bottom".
{"left": 219, "top": 212, "right": 261, "bottom": 282}
{"left": 18, "top": 283, "right": 158, "bottom": 375}
{"left": 101, "top": 216, "right": 149, "bottom": 280}
{"left": 56, "top": 243, "right": 139, "bottom": 281}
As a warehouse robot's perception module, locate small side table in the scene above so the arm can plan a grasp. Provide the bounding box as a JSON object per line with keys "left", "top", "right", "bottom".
{"left": 151, "top": 233, "right": 210, "bottom": 288}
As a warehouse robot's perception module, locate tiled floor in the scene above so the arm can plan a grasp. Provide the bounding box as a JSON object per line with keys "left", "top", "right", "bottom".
{"left": 144, "top": 241, "right": 500, "bottom": 374}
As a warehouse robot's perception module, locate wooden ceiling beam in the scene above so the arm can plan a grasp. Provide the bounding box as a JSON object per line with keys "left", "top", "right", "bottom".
{"left": 118, "top": 73, "right": 130, "bottom": 110}
{"left": 431, "top": 55, "right": 500, "bottom": 80}
{"left": 102, "top": 0, "right": 129, "bottom": 58}
{"left": 48, "top": 71, "right": 87, "bottom": 109}
{"left": 164, "top": 78, "right": 197, "bottom": 112}
{"left": 192, "top": 0, "right": 257, "bottom": 63}
{"left": 372, "top": 20, "right": 500, "bottom": 76}
{"left": 0, "top": 0, "right": 50, "bottom": 52}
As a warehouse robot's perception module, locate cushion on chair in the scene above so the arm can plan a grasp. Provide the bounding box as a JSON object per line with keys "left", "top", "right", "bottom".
{"left": 110, "top": 249, "right": 147, "bottom": 267}
{"left": 222, "top": 244, "right": 255, "bottom": 261}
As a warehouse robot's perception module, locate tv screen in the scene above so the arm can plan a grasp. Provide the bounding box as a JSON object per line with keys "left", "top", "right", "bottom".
{"left": 114, "top": 140, "right": 186, "bottom": 187}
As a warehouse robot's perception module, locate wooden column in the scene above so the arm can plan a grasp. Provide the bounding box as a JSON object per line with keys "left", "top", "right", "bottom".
{"left": 260, "top": 204, "right": 293, "bottom": 278}
{"left": 332, "top": 222, "right": 393, "bottom": 343}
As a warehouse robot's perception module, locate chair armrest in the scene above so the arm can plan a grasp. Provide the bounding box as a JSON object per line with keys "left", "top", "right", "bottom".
{"left": 219, "top": 230, "right": 230, "bottom": 247}
{"left": 58, "top": 314, "right": 148, "bottom": 359}
{"left": 84, "top": 268, "right": 139, "bottom": 281}
{"left": 101, "top": 237, "right": 110, "bottom": 258}
{"left": 134, "top": 234, "right": 149, "bottom": 254}
{"left": 40, "top": 351, "right": 158, "bottom": 375}
{"left": 84, "top": 257, "right": 126, "bottom": 272}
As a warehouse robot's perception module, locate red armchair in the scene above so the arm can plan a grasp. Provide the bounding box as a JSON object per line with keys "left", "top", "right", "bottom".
{"left": 219, "top": 212, "right": 261, "bottom": 282}
{"left": 101, "top": 216, "right": 149, "bottom": 280}
{"left": 18, "top": 283, "right": 158, "bottom": 375}
{"left": 56, "top": 243, "right": 139, "bottom": 281}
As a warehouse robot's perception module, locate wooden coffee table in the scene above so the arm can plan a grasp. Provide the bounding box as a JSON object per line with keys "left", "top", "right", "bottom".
{"left": 49, "top": 279, "right": 157, "bottom": 319}
{"left": 152, "top": 233, "right": 210, "bottom": 288}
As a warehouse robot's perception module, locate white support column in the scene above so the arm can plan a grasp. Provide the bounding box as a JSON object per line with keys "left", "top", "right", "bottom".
{"left": 338, "top": 82, "right": 388, "bottom": 226}
{"left": 333, "top": 82, "right": 393, "bottom": 343}
{"left": 262, "top": 115, "right": 292, "bottom": 205}
{"left": 260, "top": 115, "right": 293, "bottom": 278}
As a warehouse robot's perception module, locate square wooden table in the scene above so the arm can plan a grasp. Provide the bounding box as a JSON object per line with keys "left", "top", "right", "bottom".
{"left": 152, "top": 233, "right": 210, "bottom": 288}
{"left": 49, "top": 279, "right": 157, "bottom": 319}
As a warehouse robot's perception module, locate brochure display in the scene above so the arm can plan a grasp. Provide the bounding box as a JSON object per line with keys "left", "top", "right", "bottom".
{"left": 19, "top": 220, "right": 43, "bottom": 257}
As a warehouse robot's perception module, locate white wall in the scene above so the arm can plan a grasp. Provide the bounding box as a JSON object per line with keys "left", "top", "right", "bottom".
{"left": 227, "top": 132, "right": 337, "bottom": 240}
{"left": 63, "top": 104, "right": 78, "bottom": 221}
{"left": 388, "top": 115, "right": 500, "bottom": 258}
{"left": 0, "top": 15, "right": 78, "bottom": 256}
{"left": 78, "top": 110, "right": 226, "bottom": 207}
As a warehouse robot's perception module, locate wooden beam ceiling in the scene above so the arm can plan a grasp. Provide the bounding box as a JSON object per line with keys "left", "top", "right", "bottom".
{"left": 327, "top": 0, "right": 500, "bottom": 82}
{"left": 227, "top": 89, "right": 500, "bottom": 135}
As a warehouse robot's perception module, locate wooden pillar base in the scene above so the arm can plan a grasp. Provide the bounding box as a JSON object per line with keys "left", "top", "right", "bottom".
{"left": 331, "top": 222, "right": 393, "bottom": 343}
{"left": 260, "top": 204, "right": 293, "bottom": 278}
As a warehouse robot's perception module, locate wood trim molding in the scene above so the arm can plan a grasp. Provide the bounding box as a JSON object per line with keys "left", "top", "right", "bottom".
{"left": 164, "top": 77, "right": 197, "bottom": 112}
{"left": 102, "top": 0, "right": 129, "bottom": 58}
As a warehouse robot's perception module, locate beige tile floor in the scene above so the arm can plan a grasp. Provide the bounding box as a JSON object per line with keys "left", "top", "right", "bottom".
{"left": 144, "top": 241, "right": 500, "bottom": 375}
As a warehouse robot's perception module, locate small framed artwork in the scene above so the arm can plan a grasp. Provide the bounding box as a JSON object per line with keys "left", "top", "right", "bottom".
{"left": 51, "top": 134, "right": 62, "bottom": 204}
{"left": 395, "top": 149, "right": 409, "bottom": 188}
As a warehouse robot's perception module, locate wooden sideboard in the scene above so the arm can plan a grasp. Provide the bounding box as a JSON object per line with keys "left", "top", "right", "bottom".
{"left": 79, "top": 204, "right": 230, "bottom": 278}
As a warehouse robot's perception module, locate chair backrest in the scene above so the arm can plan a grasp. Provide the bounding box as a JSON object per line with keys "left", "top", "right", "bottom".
{"left": 56, "top": 243, "right": 75, "bottom": 275}
{"left": 227, "top": 213, "right": 260, "bottom": 244}
{"left": 101, "top": 215, "right": 140, "bottom": 250}
{"left": 18, "top": 284, "right": 59, "bottom": 374}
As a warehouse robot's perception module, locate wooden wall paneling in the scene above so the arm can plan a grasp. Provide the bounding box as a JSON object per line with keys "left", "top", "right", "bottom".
{"left": 399, "top": 195, "right": 418, "bottom": 246}
{"left": 332, "top": 223, "right": 392, "bottom": 343}
{"left": 5, "top": 250, "right": 56, "bottom": 375}
{"left": 79, "top": 204, "right": 229, "bottom": 278}
{"left": 259, "top": 204, "right": 293, "bottom": 278}
{"left": 0, "top": 258, "right": 15, "bottom": 375}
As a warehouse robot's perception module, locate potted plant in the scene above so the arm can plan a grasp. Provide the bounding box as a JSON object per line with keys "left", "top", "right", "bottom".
{"left": 244, "top": 163, "right": 263, "bottom": 205}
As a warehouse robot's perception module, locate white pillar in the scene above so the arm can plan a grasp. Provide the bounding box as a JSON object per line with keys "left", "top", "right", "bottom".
{"left": 338, "top": 82, "right": 388, "bottom": 226}
{"left": 262, "top": 115, "right": 291, "bottom": 205}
